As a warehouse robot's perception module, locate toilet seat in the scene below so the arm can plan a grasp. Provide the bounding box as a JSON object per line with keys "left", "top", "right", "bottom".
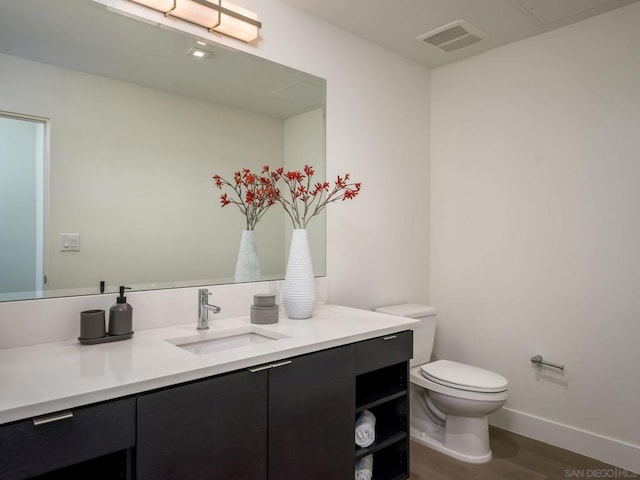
{"left": 420, "top": 360, "right": 508, "bottom": 393}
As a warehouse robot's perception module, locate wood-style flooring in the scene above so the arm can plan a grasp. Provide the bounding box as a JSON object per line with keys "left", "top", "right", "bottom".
{"left": 410, "top": 426, "right": 632, "bottom": 480}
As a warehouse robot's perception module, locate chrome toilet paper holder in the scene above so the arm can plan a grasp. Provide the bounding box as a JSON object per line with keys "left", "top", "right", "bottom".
{"left": 530, "top": 354, "right": 565, "bottom": 371}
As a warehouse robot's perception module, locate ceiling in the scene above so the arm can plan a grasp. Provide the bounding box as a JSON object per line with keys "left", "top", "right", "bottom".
{"left": 282, "top": 0, "right": 640, "bottom": 69}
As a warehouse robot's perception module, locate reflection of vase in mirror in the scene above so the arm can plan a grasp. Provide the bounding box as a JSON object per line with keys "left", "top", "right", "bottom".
{"left": 282, "top": 229, "right": 316, "bottom": 319}
{"left": 234, "top": 230, "right": 261, "bottom": 283}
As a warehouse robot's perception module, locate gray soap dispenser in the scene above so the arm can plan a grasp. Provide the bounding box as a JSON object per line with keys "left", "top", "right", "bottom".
{"left": 108, "top": 286, "right": 133, "bottom": 336}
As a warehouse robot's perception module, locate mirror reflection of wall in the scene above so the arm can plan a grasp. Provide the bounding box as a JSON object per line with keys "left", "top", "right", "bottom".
{"left": 0, "top": 0, "right": 326, "bottom": 302}
{"left": 1, "top": 52, "right": 287, "bottom": 295}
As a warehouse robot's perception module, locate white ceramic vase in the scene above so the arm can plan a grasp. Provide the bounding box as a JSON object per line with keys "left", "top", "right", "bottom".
{"left": 234, "top": 230, "right": 261, "bottom": 282}
{"left": 282, "top": 229, "right": 316, "bottom": 319}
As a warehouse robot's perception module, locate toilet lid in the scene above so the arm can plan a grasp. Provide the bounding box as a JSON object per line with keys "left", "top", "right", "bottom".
{"left": 420, "top": 360, "right": 508, "bottom": 393}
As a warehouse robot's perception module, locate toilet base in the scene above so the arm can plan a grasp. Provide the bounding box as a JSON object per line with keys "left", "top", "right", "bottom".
{"left": 410, "top": 423, "right": 493, "bottom": 464}
{"left": 410, "top": 413, "right": 493, "bottom": 464}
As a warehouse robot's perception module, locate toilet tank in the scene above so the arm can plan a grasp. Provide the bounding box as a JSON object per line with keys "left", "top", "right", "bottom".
{"left": 375, "top": 304, "right": 437, "bottom": 367}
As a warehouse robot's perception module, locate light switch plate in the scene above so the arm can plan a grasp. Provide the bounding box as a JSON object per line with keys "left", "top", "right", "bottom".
{"left": 60, "top": 233, "right": 80, "bottom": 252}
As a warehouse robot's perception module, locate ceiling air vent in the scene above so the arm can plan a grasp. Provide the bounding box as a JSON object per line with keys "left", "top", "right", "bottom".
{"left": 417, "top": 20, "right": 487, "bottom": 53}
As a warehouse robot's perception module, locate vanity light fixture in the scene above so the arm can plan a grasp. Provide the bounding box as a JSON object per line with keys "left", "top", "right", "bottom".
{"left": 128, "top": 0, "right": 261, "bottom": 42}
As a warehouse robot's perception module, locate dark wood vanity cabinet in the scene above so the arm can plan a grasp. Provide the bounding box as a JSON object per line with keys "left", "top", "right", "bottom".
{"left": 137, "top": 344, "right": 356, "bottom": 480}
{"left": 0, "top": 331, "right": 412, "bottom": 480}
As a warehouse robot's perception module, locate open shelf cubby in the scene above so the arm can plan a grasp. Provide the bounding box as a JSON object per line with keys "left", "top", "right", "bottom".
{"left": 356, "top": 362, "right": 408, "bottom": 410}
{"left": 355, "top": 360, "right": 410, "bottom": 480}
{"left": 355, "top": 395, "right": 408, "bottom": 458}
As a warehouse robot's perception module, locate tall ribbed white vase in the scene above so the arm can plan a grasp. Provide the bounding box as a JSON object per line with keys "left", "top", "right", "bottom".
{"left": 234, "top": 230, "right": 261, "bottom": 283}
{"left": 282, "top": 229, "right": 316, "bottom": 319}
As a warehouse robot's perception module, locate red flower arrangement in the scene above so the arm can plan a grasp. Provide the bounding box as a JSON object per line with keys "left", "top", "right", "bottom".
{"left": 265, "top": 165, "right": 361, "bottom": 229}
{"left": 213, "top": 168, "right": 278, "bottom": 230}
{"left": 214, "top": 165, "right": 361, "bottom": 230}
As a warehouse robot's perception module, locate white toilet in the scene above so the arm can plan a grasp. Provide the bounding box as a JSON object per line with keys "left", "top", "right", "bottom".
{"left": 375, "top": 304, "right": 508, "bottom": 464}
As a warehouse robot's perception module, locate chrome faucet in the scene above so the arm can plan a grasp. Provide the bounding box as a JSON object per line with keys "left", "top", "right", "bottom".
{"left": 198, "top": 288, "right": 221, "bottom": 330}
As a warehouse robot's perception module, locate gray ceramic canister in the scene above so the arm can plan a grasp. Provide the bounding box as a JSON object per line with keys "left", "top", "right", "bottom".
{"left": 251, "top": 294, "right": 278, "bottom": 324}
{"left": 80, "top": 309, "right": 106, "bottom": 339}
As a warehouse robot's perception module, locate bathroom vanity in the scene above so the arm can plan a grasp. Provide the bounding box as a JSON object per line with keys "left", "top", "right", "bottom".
{"left": 0, "top": 305, "right": 417, "bottom": 479}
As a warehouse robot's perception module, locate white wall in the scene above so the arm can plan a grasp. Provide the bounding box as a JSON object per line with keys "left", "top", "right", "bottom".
{"left": 430, "top": 2, "right": 640, "bottom": 472}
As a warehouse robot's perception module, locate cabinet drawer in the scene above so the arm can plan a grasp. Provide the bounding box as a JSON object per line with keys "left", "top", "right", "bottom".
{"left": 0, "top": 397, "right": 135, "bottom": 480}
{"left": 356, "top": 330, "right": 413, "bottom": 374}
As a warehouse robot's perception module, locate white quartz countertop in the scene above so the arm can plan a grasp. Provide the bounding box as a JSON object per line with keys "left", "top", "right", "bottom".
{"left": 0, "top": 304, "right": 418, "bottom": 425}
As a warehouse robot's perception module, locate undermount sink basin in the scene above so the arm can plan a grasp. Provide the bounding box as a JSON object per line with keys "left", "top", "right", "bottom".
{"left": 166, "top": 326, "right": 288, "bottom": 355}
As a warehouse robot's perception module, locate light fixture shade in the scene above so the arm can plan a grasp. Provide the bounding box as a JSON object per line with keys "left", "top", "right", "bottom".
{"left": 171, "top": 0, "right": 220, "bottom": 29}
{"left": 212, "top": 0, "right": 259, "bottom": 42}
{"left": 129, "top": 0, "right": 175, "bottom": 12}
{"left": 126, "top": 0, "right": 260, "bottom": 43}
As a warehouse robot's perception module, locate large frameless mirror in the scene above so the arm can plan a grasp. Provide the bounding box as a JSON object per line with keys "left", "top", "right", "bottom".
{"left": 0, "top": 0, "right": 326, "bottom": 302}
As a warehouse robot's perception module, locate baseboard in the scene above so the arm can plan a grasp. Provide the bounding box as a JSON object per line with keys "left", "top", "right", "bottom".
{"left": 490, "top": 408, "right": 640, "bottom": 475}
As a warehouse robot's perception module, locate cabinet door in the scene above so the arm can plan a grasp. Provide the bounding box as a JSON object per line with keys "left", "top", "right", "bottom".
{"left": 268, "top": 345, "right": 355, "bottom": 480}
{"left": 136, "top": 369, "right": 267, "bottom": 480}
{"left": 0, "top": 398, "right": 135, "bottom": 480}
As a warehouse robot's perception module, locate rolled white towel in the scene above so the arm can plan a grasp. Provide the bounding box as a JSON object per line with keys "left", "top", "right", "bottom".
{"left": 355, "top": 454, "right": 373, "bottom": 480}
{"left": 355, "top": 410, "right": 376, "bottom": 447}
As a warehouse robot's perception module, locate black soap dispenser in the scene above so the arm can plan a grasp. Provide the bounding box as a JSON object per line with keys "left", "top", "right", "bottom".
{"left": 108, "top": 286, "right": 133, "bottom": 336}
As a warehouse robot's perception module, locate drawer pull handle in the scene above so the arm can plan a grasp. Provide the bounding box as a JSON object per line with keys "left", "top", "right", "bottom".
{"left": 32, "top": 411, "right": 73, "bottom": 426}
{"left": 383, "top": 335, "right": 397, "bottom": 341}
{"left": 270, "top": 360, "right": 292, "bottom": 369}
{"left": 249, "top": 360, "right": 293, "bottom": 372}
{"left": 249, "top": 364, "right": 272, "bottom": 373}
